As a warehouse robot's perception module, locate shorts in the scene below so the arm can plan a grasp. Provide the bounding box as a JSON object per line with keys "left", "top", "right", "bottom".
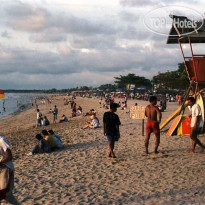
{"left": 146, "top": 121, "right": 160, "bottom": 135}
{"left": 53, "top": 114, "right": 57, "bottom": 121}
{"left": 107, "top": 135, "right": 118, "bottom": 142}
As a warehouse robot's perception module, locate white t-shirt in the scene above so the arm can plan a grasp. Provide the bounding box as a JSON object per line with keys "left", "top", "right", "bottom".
{"left": 90, "top": 119, "right": 100, "bottom": 129}
{"left": 37, "top": 111, "right": 42, "bottom": 119}
{"left": 0, "top": 136, "right": 14, "bottom": 170}
{"left": 190, "top": 104, "right": 204, "bottom": 128}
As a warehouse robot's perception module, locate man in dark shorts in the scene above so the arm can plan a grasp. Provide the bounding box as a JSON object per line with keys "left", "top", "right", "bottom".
{"left": 145, "top": 96, "right": 162, "bottom": 154}
{"left": 187, "top": 97, "right": 205, "bottom": 153}
{"left": 103, "top": 103, "right": 121, "bottom": 158}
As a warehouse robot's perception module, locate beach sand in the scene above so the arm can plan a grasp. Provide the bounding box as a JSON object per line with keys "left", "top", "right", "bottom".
{"left": 1, "top": 96, "right": 205, "bottom": 204}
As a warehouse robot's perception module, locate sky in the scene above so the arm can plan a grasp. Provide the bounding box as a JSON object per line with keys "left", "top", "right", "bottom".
{"left": 0, "top": 0, "right": 205, "bottom": 89}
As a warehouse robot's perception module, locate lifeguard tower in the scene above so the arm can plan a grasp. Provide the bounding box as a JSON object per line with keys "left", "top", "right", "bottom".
{"left": 160, "top": 15, "right": 205, "bottom": 135}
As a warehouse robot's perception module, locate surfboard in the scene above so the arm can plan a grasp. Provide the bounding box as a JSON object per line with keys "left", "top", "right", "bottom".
{"left": 166, "top": 115, "right": 183, "bottom": 136}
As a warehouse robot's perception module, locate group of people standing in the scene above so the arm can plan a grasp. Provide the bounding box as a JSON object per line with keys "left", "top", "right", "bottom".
{"left": 103, "top": 95, "right": 205, "bottom": 158}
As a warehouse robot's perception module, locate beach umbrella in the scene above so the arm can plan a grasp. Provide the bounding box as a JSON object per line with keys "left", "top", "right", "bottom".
{"left": 0, "top": 89, "right": 5, "bottom": 99}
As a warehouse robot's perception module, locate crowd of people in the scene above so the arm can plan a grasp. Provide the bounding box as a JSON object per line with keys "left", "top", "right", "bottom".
{"left": 1, "top": 93, "right": 205, "bottom": 203}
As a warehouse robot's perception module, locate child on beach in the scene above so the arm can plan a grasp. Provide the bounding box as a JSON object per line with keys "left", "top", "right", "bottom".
{"left": 145, "top": 96, "right": 162, "bottom": 154}
{"left": 103, "top": 103, "right": 121, "bottom": 158}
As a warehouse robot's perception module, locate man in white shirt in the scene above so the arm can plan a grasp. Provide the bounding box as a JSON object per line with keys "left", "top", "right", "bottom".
{"left": 187, "top": 97, "right": 205, "bottom": 153}
{"left": 0, "top": 136, "right": 19, "bottom": 204}
{"left": 36, "top": 109, "right": 42, "bottom": 128}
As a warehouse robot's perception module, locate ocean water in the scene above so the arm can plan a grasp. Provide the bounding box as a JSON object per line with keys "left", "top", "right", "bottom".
{"left": 0, "top": 93, "right": 35, "bottom": 119}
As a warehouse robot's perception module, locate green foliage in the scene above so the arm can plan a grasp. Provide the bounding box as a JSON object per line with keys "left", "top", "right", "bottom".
{"left": 153, "top": 63, "right": 189, "bottom": 91}
{"left": 97, "top": 84, "right": 117, "bottom": 91}
{"left": 114, "top": 73, "right": 151, "bottom": 90}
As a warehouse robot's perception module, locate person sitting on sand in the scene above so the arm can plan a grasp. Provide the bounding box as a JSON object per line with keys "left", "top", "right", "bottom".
{"left": 70, "top": 111, "right": 77, "bottom": 118}
{"left": 41, "top": 116, "right": 50, "bottom": 126}
{"left": 83, "top": 109, "right": 95, "bottom": 116}
{"left": 0, "top": 136, "right": 19, "bottom": 204}
{"left": 77, "top": 106, "right": 83, "bottom": 113}
{"left": 90, "top": 115, "right": 100, "bottom": 129}
{"left": 41, "top": 130, "right": 58, "bottom": 151}
{"left": 59, "top": 114, "right": 68, "bottom": 123}
{"left": 103, "top": 103, "right": 121, "bottom": 158}
{"left": 145, "top": 96, "right": 162, "bottom": 154}
{"left": 121, "top": 102, "right": 127, "bottom": 110}
{"left": 48, "top": 130, "right": 63, "bottom": 149}
{"left": 187, "top": 97, "right": 205, "bottom": 154}
{"left": 28, "top": 134, "right": 51, "bottom": 155}
{"left": 82, "top": 116, "right": 93, "bottom": 129}
{"left": 83, "top": 115, "right": 100, "bottom": 130}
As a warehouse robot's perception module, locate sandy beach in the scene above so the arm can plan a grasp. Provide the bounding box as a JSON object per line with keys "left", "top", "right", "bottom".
{"left": 1, "top": 96, "right": 205, "bottom": 204}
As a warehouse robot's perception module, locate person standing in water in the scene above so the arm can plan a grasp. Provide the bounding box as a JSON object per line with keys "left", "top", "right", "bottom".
{"left": 145, "top": 96, "right": 162, "bottom": 154}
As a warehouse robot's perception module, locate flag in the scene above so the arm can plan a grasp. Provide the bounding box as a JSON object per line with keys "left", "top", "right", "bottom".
{"left": 0, "top": 89, "right": 5, "bottom": 99}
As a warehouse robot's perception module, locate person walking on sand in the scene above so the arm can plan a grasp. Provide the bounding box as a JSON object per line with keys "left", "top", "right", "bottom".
{"left": 187, "top": 97, "right": 205, "bottom": 154}
{"left": 103, "top": 103, "right": 121, "bottom": 158}
{"left": 145, "top": 96, "right": 162, "bottom": 154}
{"left": 0, "top": 136, "right": 19, "bottom": 204}
{"left": 53, "top": 105, "right": 58, "bottom": 124}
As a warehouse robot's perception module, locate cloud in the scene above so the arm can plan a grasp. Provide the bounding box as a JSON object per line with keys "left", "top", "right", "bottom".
{"left": 5, "top": 2, "right": 117, "bottom": 38}
{"left": 1, "top": 31, "right": 11, "bottom": 38}
{"left": 119, "top": 0, "right": 198, "bottom": 7}
{"left": 29, "top": 30, "right": 67, "bottom": 43}
{"left": 119, "top": 0, "right": 153, "bottom": 7}
{"left": 1, "top": 1, "right": 204, "bottom": 89}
